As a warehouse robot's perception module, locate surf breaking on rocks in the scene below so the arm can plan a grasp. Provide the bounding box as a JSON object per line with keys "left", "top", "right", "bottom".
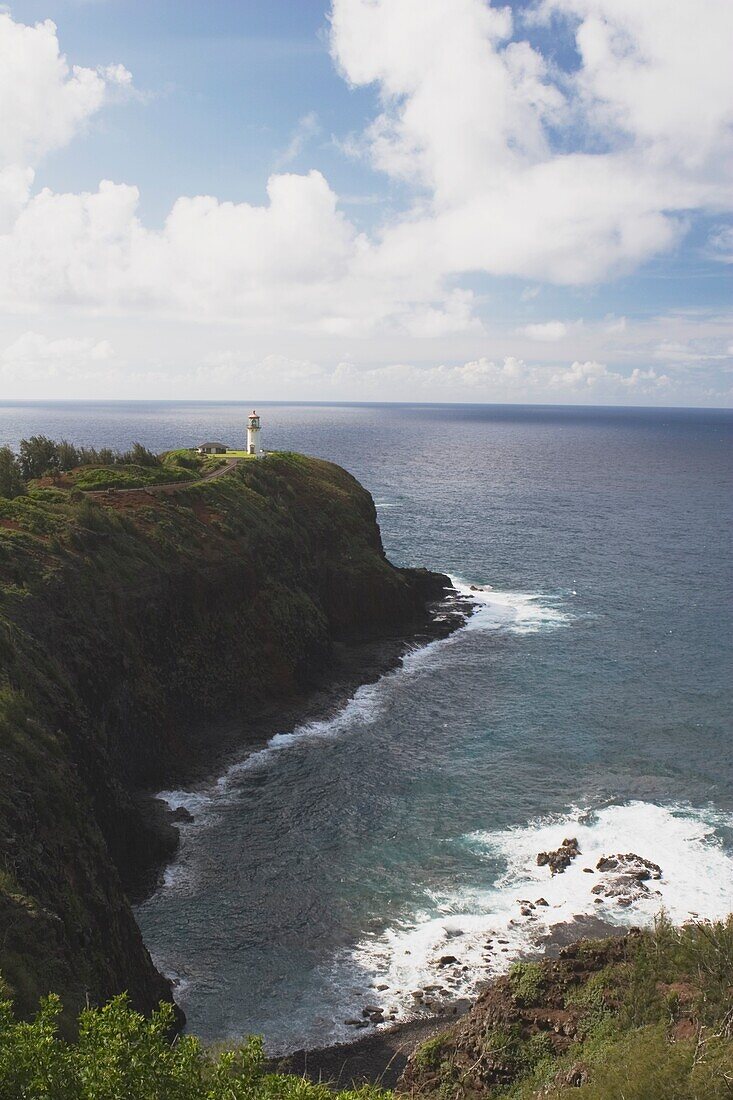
{"left": 338, "top": 801, "right": 733, "bottom": 1038}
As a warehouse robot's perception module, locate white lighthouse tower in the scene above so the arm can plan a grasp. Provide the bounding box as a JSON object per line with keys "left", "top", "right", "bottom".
{"left": 247, "top": 410, "right": 263, "bottom": 457}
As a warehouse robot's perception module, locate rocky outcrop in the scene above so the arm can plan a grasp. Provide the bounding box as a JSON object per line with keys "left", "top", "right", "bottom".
{"left": 591, "top": 852, "right": 662, "bottom": 907}
{"left": 399, "top": 934, "right": 638, "bottom": 1096}
{"left": 536, "top": 837, "right": 581, "bottom": 875}
{"left": 0, "top": 454, "right": 454, "bottom": 1025}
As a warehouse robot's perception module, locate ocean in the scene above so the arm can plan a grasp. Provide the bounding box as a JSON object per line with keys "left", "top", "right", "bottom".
{"left": 2, "top": 400, "right": 732, "bottom": 1051}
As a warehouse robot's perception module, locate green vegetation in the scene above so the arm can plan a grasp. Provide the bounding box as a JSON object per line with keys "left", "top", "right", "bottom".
{"left": 508, "top": 961, "right": 545, "bottom": 1006}
{"left": 0, "top": 994, "right": 388, "bottom": 1100}
{"left": 11, "top": 436, "right": 164, "bottom": 482}
{"left": 62, "top": 462, "right": 195, "bottom": 491}
{"left": 0, "top": 447, "right": 25, "bottom": 499}
{"left": 2, "top": 918, "right": 731, "bottom": 1097}
{"left": 408, "top": 916, "right": 733, "bottom": 1100}
{"left": 412, "top": 1034, "right": 451, "bottom": 1072}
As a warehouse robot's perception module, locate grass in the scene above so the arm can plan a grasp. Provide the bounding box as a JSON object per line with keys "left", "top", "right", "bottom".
{"left": 216, "top": 450, "right": 259, "bottom": 458}
{"left": 509, "top": 961, "right": 545, "bottom": 1006}
{"left": 409, "top": 915, "right": 733, "bottom": 1100}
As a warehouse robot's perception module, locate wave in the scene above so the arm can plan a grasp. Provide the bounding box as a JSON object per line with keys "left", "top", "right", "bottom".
{"left": 156, "top": 577, "right": 574, "bottom": 871}
{"left": 346, "top": 801, "right": 733, "bottom": 1026}
{"left": 449, "top": 575, "right": 573, "bottom": 635}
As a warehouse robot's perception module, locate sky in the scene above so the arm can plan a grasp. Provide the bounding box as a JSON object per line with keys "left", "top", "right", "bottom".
{"left": 0, "top": 0, "right": 731, "bottom": 405}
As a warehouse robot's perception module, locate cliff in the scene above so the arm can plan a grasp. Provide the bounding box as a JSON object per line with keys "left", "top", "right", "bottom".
{"left": 0, "top": 452, "right": 451, "bottom": 1025}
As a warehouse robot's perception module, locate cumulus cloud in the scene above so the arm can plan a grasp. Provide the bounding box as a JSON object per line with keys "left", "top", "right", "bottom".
{"left": 330, "top": 0, "right": 733, "bottom": 287}
{"left": 0, "top": 5, "right": 731, "bottom": 399}
{"left": 190, "top": 351, "right": 681, "bottom": 403}
{"left": 0, "top": 13, "right": 131, "bottom": 170}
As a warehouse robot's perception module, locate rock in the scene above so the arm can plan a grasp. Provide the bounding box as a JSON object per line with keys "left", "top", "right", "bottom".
{"left": 562, "top": 1063, "right": 590, "bottom": 1087}
{"left": 583, "top": 867, "right": 594, "bottom": 873}
{"left": 375, "top": 984, "right": 389, "bottom": 991}
{"left": 170, "top": 806, "right": 194, "bottom": 823}
{"left": 362, "top": 1004, "right": 381, "bottom": 1015}
{"left": 344, "top": 1018, "right": 362, "bottom": 1026}
{"left": 520, "top": 907, "right": 533, "bottom": 916}
{"left": 438, "top": 955, "right": 459, "bottom": 967}
{"left": 592, "top": 852, "right": 662, "bottom": 907}
{"left": 535, "top": 897, "right": 549, "bottom": 906}
{"left": 411, "top": 991, "right": 424, "bottom": 999}
{"left": 596, "top": 852, "right": 662, "bottom": 879}
{"left": 537, "top": 837, "right": 581, "bottom": 875}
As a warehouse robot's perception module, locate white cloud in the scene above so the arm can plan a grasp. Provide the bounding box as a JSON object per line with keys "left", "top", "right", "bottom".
{"left": 0, "top": 330, "right": 114, "bottom": 382}
{"left": 0, "top": 13, "right": 131, "bottom": 171}
{"left": 707, "top": 224, "right": 733, "bottom": 264}
{"left": 190, "top": 352, "right": 681, "bottom": 404}
{"left": 0, "top": 7, "right": 731, "bottom": 403}
{"left": 330, "top": 0, "right": 733, "bottom": 288}
{"left": 522, "top": 321, "right": 568, "bottom": 341}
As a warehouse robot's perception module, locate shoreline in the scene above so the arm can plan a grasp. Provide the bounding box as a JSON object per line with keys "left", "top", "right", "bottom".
{"left": 272, "top": 915, "right": 631, "bottom": 1088}
{"left": 130, "top": 588, "right": 474, "bottom": 905}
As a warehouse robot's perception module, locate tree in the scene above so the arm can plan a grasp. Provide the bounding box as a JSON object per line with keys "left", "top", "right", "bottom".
{"left": 56, "top": 440, "right": 80, "bottom": 471}
{"left": 121, "top": 442, "right": 160, "bottom": 468}
{"left": 18, "top": 436, "right": 60, "bottom": 479}
{"left": 0, "top": 447, "right": 25, "bottom": 499}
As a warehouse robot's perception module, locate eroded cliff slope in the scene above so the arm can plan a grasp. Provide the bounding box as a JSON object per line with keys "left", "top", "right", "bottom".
{"left": 0, "top": 453, "right": 449, "bottom": 1024}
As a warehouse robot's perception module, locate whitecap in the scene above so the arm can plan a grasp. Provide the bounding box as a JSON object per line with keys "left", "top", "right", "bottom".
{"left": 347, "top": 801, "right": 733, "bottom": 1025}
{"left": 450, "top": 575, "right": 572, "bottom": 635}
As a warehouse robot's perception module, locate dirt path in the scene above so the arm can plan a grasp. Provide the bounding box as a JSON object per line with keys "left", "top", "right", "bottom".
{"left": 88, "top": 457, "right": 241, "bottom": 498}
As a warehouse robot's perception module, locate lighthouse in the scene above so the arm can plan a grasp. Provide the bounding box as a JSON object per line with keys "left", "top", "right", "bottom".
{"left": 247, "top": 410, "right": 263, "bottom": 457}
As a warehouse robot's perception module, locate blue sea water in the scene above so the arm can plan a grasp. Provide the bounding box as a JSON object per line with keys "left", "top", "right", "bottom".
{"left": 2, "top": 401, "right": 732, "bottom": 1050}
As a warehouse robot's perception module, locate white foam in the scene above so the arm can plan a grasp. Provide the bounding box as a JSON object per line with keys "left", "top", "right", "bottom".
{"left": 155, "top": 577, "right": 574, "bottom": 879}
{"left": 347, "top": 802, "right": 733, "bottom": 1024}
{"left": 450, "top": 575, "right": 572, "bottom": 635}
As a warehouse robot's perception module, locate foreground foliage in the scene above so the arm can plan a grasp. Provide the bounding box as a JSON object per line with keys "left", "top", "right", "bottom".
{"left": 0, "top": 995, "right": 387, "bottom": 1100}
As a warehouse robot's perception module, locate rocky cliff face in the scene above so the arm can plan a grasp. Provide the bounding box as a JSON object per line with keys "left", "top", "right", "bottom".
{"left": 0, "top": 454, "right": 451, "bottom": 1025}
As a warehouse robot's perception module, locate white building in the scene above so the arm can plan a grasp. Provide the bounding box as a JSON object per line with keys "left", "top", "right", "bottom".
{"left": 247, "top": 411, "right": 264, "bottom": 457}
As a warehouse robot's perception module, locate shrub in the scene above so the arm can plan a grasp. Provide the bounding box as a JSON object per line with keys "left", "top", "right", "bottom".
{"left": 0, "top": 994, "right": 390, "bottom": 1100}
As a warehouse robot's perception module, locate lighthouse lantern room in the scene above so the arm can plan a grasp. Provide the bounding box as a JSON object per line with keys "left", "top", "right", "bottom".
{"left": 247, "top": 410, "right": 264, "bottom": 457}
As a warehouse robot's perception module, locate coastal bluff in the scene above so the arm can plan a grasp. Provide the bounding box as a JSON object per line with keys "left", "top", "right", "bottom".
{"left": 0, "top": 452, "right": 452, "bottom": 1025}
